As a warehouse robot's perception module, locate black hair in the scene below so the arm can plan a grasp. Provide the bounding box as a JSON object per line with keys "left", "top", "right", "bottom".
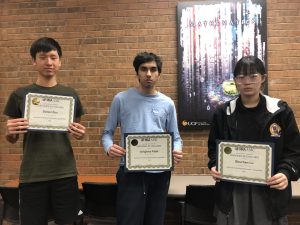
{"left": 233, "top": 55, "right": 266, "bottom": 77}
{"left": 133, "top": 52, "right": 162, "bottom": 74}
{"left": 30, "top": 37, "right": 62, "bottom": 60}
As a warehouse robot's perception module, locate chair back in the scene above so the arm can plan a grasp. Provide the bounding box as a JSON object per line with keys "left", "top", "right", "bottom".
{"left": 183, "top": 185, "right": 216, "bottom": 225}
{"left": 0, "top": 186, "right": 20, "bottom": 224}
{"left": 82, "top": 182, "right": 117, "bottom": 219}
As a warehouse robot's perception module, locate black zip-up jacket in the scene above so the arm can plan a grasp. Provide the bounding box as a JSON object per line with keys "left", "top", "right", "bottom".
{"left": 208, "top": 94, "right": 300, "bottom": 219}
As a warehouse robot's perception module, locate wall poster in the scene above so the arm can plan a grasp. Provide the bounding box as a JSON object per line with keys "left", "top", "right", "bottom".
{"left": 177, "top": 0, "right": 267, "bottom": 130}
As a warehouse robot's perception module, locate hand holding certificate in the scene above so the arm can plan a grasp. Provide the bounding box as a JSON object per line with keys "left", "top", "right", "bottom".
{"left": 125, "top": 133, "right": 173, "bottom": 172}
{"left": 24, "top": 93, "right": 75, "bottom": 131}
{"left": 217, "top": 140, "right": 274, "bottom": 185}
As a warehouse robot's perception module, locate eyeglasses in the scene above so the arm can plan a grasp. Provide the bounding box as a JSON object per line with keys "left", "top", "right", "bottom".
{"left": 139, "top": 66, "right": 158, "bottom": 73}
{"left": 235, "top": 74, "right": 261, "bottom": 84}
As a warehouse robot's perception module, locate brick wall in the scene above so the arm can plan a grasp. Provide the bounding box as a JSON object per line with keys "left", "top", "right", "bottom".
{"left": 0, "top": 0, "right": 299, "bottom": 184}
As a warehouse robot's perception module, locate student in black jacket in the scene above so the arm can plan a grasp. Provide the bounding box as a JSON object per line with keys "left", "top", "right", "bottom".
{"left": 208, "top": 56, "right": 300, "bottom": 225}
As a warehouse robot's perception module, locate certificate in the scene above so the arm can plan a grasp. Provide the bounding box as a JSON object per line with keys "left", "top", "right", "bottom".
{"left": 24, "top": 93, "right": 75, "bottom": 131}
{"left": 217, "top": 140, "right": 274, "bottom": 184}
{"left": 124, "top": 133, "right": 174, "bottom": 172}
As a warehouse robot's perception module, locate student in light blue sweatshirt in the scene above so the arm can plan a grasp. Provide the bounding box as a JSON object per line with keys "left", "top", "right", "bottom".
{"left": 102, "top": 52, "right": 183, "bottom": 225}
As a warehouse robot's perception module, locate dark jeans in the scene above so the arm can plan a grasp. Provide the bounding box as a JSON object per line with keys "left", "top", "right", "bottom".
{"left": 116, "top": 167, "right": 171, "bottom": 225}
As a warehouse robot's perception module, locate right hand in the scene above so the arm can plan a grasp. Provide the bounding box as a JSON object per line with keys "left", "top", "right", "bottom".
{"left": 6, "top": 118, "right": 29, "bottom": 135}
{"left": 210, "top": 166, "right": 222, "bottom": 182}
{"left": 6, "top": 118, "right": 29, "bottom": 143}
{"left": 107, "top": 144, "right": 126, "bottom": 158}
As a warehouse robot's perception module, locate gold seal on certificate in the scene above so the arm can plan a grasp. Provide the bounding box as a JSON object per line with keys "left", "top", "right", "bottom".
{"left": 24, "top": 93, "right": 75, "bottom": 131}
{"left": 124, "top": 133, "right": 174, "bottom": 172}
{"left": 217, "top": 140, "right": 274, "bottom": 184}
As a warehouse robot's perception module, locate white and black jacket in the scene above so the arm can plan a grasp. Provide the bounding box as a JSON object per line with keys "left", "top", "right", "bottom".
{"left": 208, "top": 94, "right": 300, "bottom": 219}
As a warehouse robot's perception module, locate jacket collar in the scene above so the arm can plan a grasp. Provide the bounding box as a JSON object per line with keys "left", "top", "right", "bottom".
{"left": 264, "top": 95, "right": 281, "bottom": 113}
{"left": 226, "top": 94, "right": 282, "bottom": 115}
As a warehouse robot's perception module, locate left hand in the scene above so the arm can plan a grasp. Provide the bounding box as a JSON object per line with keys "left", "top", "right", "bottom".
{"left": 173, "top": 150, "right": 183, "bottom": 164}
{"left": 267, "top": 173, "right": 288, "bottom": 190}
{"left": 68, "top": 122, "right": 86, "bottom": 140}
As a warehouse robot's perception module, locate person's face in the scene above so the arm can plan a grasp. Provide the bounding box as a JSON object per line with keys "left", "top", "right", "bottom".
{"left": 234, "top": 73, "right": 266, "bottom": 97}
{"left": 137, "top": 61, "right": 160, "bottom": 92}
{"left": 33, "top": 50, "right": 61, "bottom": 78}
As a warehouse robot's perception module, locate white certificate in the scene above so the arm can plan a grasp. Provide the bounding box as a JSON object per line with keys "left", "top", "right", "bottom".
{"left": 24, "top": 93, "right": 75, "bottom": 131}
{"left": 125, "top": 133, "right": 173, "bottom": 172}
{"left": 217, "top": 140, "right": 274, "bottom": 184}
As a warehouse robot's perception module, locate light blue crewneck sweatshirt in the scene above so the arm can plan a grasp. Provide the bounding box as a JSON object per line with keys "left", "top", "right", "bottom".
{"left": 102, "top": 88, "right": 183, "bottom": 165}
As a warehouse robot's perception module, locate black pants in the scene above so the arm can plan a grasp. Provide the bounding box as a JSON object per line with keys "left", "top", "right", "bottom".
{"left": 19, "top": 176, "right": 80, "bottom": 225}
{"left": 116, "top": 167, "right": 171, "bottom": 225}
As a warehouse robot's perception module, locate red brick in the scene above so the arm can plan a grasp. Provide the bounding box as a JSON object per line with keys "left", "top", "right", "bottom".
{"left": 0, "top": 5, "right": 299, "bottom": 222}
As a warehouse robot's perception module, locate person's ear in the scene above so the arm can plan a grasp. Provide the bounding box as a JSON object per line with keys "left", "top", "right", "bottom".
{"left": 32, "top": 58, "right": 36, "bottom": 66}
{"left": 261, "top": 74, "right": 267, "bottom": 82}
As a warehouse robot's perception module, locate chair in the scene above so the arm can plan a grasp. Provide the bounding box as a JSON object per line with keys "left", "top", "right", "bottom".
{"left": 181, "top": 185, "right": 216, "bottom": 225}
{"left": 0, "top": 186, "right": 20, "bottom": 225}
{"left": 82, "top": 182, "right": 117, "bottom": 225}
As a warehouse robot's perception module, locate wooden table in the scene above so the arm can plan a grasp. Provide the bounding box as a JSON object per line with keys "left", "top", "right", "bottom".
{"left": 3, "top": 175, "right": 116, "bottom": 190}
{"left": 77, "top": 175, "right": 116, "bottom": 190}
{"left": 3, "top": 175, "right": 300, "bottom": 198}
{"left": 169, "top": 175, "right": 300, "bottom": 198}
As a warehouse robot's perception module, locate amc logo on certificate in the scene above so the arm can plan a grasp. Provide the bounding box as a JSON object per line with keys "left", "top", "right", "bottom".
{"left": 217, "top": 140, "right": 274, "bottom": 185}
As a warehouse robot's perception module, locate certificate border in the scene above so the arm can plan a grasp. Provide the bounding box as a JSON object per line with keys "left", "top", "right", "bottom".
{"left": 124, "top": 132, "right": 174, "bottom": 172}
{"left": 216, "top": 140, "right": 274, "bottom": 185}
{"left": 24, "top": 93, "right": 75, "bottom": 131}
